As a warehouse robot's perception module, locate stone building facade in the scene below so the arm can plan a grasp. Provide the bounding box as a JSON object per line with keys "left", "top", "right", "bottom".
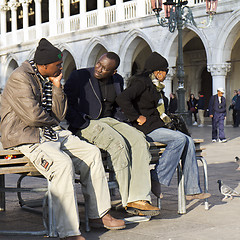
{"left": 0, "top": 0, "right": 239, "bottom": 121}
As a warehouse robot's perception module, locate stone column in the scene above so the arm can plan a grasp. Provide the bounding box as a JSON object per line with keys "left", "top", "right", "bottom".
{"left": 80, "top": 0, "right": 86, "bottom": 29}
{"left": 97, "top": 0, "right": 104, "bottom": 26}
{"left": 207, "top": 63, "right": 231, "bottom": 95}
{"left": 35, "top": 0, "right": 42, "bottom": 39}
{"left": 49, "top": 0, "right": 58, "bottom": 36}
{"left": 8, "top": 0, "right": 20, "bottom": 43}
{"left": 0, "top": 2, "right": 8, "bottom": 46}
{"left": 164, "top": 67, "right": 176, "bottom": 100}
{"left": 63, "top": 0, "right": 70, "bottom": 33}
{"left": 20, "top": 0, "right": 31, "bottom": 41}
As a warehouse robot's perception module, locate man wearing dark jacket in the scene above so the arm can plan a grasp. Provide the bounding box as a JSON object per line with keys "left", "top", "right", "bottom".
{"left": 209, "top": 88, "right": 227, "bottom": 142}
{"left": 64, "top": 52, "right": 160, "bottom": 217}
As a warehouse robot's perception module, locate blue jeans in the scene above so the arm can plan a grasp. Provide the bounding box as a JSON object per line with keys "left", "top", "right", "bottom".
{"left": 212, "top": 112, "right": 225, "bottom": 140}
{"left": 147, "top": 128, "right": 202, "bottom": 195}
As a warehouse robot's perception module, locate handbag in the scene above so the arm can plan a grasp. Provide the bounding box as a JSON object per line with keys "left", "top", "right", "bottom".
{"left": 190, "top": 107, "right": 196, "bottom": 113}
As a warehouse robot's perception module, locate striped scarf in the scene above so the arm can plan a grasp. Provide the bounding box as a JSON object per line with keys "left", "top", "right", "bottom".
{"left": 29, "top": 60, "right": 58, "bottom": 141}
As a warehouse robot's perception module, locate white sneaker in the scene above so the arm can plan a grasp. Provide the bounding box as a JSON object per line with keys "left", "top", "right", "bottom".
{"left": 212, "top": 139, "right": 217, "bottom": 143}
{"left": 198, "top": 124, "right": 203, "bottom": 127}
{"left": 193, "top": 122, "right": 198, "bottom": 126}
{"left": 219, "top": 139, "right": 227, "bottom": 143}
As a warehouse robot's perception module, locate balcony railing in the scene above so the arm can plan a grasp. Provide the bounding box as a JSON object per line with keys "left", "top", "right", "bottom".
{"left": 0, "top": 0, "right": 218, "bottom": 47}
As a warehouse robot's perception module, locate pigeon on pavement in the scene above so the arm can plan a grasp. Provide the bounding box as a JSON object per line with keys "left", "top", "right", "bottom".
{"left": 235, "top": 156, "right": 240, "bottom": 170}
{"left": 217, "top": 180, "right": 240, "bottom": 200}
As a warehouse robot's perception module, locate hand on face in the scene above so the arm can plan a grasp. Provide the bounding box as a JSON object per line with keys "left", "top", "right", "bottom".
{"left": 49, "top": 73, "right": 63, "bottom": 88}
{"left": 153, "top": 71, "right": 167, "bottom": 82}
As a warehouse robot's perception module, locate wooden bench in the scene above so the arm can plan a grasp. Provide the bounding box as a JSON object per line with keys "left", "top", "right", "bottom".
{"left": 0, "top": 139, "right": 209, "bottom": 236}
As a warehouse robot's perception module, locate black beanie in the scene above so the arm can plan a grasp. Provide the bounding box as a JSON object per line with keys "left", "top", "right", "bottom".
{"left": 34, "top": 38, "right": 63, "bottom": 65}
{"left": 144, "top": 52, "right": 168, "bottom": 72}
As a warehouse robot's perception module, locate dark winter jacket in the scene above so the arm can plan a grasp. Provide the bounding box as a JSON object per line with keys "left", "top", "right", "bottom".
{"left": 208, "top": 94, "right": 226, "bottom": 116}
{"left": 197, "top": 95, "right": 205, "bottom": 110}
{"left": 64, "top": 67, "right": 125, "bottom": 134}
{"left": 116, "top": 75, "right": 165, "bottom": 135}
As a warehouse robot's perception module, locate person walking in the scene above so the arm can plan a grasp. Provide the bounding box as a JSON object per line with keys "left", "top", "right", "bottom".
{"left": 187, "top": 93, "right": 198, "bottom": 126}
{"left": 0, "top": 39, "right": 125, "bottom": 240}
{"left": 230, "top": 89, "right": 238, "bottom": 127}
{"left": 64, "top": 52, "right": 160, "bottom": 217}
{"left": 209, "top": 88, "right": 227, "bottom": 142}
{"left": 197, "top": 91, "right": 205, "bottom": 127}
{"left": 116, "top": 52, "right": 211, "bottom": 201}
{"left": 234, "top": 89, "right": 240, "bottom": 127}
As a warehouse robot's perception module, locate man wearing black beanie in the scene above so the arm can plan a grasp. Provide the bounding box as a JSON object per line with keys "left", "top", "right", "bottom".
{"left": 0, "top": 38, "right": 125, "bottom": 240}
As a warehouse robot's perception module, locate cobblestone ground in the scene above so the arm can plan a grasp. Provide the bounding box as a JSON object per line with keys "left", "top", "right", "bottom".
{"left": 0, "top": 125, "right": 240, "bottom": 240}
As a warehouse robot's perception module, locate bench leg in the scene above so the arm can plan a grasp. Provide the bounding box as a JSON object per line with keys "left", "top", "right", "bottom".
{"left": 197, "top": 157, "right": 209, "bottom": 210}
{"left": 0, "top": 175, "right": 6, "bottom": 211}
{"left": 177, "top": 163, "right": 186, "bottom": 214}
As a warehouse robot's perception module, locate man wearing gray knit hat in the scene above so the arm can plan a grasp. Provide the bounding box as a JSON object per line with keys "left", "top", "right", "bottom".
{"left": 0, "top": 38, "right": 125, "bottom": 240}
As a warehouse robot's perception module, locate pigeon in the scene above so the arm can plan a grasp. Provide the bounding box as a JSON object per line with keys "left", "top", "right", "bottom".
{"left": 235, "top": 156, "right": 240, "bottom": 171}
{"left": 217, "top": 180, "right": 240, "bottom": 200}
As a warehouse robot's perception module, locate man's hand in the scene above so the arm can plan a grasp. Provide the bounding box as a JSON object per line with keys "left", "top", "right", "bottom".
{"left": 137, "top": 115, "right": 146, "bottom": 125}
{"left": 49, "top": 73, "right": 63, "bottom": 88}
{"left": 209, "top": 114, "right": 213, "bottom": 118}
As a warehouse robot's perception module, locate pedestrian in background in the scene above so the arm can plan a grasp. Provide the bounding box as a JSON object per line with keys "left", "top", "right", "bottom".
{"left": 209, "top": 88, "right": 227, "bottom": 143}
{"left": 168, "top": 93, "right": 178, "bottom": 114}
{"left": 229, "top": 89, "right": 238, "bottom": 127}
{"left": 187, "top": 93, "right": 198, "bottom": 125}
{"left": 197, "top": 91, "right": 205, "bottom": 127}
{"left": 234, "top": 89, "right": 240, "bottom": 127}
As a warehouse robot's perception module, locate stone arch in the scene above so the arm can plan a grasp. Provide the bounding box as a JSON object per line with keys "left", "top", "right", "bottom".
{"left": 2, "top": 54, "right": 19, "bottom": 87}
{"left": 118, "top": 29, "right": 154, "bottom": 80}
{"left": 81, "top": 38, "right": 108, "bottom": 67}
{"left": 62, "top": 50, "right": 76, "bottom": 83}
{"left": 214, "top": 9, "right": 240, "bottom": 63}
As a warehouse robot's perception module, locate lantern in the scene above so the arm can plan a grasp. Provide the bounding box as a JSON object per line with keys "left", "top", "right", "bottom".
{"left": 163, "top": 0, "right": 176, "bottom": 19}
{"left": 206, "top": 0, "right": 218, "bottom": 15}
{"left": 151, "top": 0, "right": 163, "bottom": 13}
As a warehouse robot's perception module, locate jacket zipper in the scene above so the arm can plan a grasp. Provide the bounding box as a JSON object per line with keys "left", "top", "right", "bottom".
{"left": 89, "top": 78, "right": 102, "bottom": 119}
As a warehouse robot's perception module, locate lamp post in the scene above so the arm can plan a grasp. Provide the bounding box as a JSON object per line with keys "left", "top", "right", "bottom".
{"left": 151, "top": 0, "right": 218, "bottom": 125}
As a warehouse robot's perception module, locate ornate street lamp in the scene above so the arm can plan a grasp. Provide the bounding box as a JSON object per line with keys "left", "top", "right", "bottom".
{"left": 151, "top": 0, "right": 218, "bottom": 124}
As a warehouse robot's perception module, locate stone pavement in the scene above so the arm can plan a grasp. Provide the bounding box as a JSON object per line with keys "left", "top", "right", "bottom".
{"left": 0, "top": 125, "right": 240, "bottom": 240}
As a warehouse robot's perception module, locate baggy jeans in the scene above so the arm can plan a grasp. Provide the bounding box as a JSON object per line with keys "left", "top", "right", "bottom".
{"left": 77, "top": 117, "right": 152, "bottom": 207}
{"left": 16, "top": 129, "right": 111, "bottom": 238}
{"left": 146, "top": 128, "right": 202, "bottom": 195}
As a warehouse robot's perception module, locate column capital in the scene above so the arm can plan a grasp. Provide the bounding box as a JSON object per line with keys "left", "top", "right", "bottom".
{"left": 207, "top": 63, "right": 231, "bottom": 76}
{"left": 0, "top": 5, "right": 9, "bottom": 11}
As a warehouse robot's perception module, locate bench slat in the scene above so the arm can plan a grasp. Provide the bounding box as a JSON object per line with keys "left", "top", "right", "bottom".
{"left": 0, "top": 157, "right": 30, "bottom": 165}
{"left": 0, "top": 166, "right": 38, "bottom": 175}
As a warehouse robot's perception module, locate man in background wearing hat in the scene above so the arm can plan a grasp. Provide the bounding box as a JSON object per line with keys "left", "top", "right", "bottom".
{"left": 0, "top": 39, "right": 125, "bottom": 240}
{"left": 209, "top": 88, "right": 227, "bottom": 142}
{"left": 64, "top": 52, "right": 161, "bottom": 217}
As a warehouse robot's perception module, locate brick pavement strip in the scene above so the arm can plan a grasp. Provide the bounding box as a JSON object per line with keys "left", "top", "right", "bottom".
{"left": 0, "top": 125, "right": 240, "bottom": 240}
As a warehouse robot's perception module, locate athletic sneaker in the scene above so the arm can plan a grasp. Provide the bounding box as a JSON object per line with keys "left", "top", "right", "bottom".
{"left": 212, "top": 139, "right": 217, "bottom": 143}
{"left": 219, "top": 139, "right": 227, "bottom": 143}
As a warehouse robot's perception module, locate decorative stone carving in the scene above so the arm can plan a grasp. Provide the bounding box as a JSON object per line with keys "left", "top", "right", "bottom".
{"left": 207, "top": 63, "right": 231, "bottom": 76}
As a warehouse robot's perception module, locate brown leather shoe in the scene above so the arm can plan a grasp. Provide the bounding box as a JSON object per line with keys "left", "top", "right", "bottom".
{"left": 186, "top": 192, "right": 211, "bottom": 201}
{"left": 60, "top": 235, "right": 85, "bottom": 240}
{"left": 151, "top": 179, "right": 163, "bottom": 199}
{"left": 126, "top": 200, "right": 160, "bottom": 216}
{"left": 89, "top": 213, "right": 126, "bottom": 230}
